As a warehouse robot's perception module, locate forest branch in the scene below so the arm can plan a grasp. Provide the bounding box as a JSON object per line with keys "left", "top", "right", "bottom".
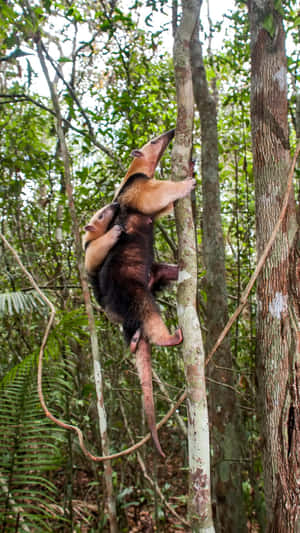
{"left": 119, "top": 398, "right": 190, "bottom": 528}
{"left": 0, "top": 92, "right": 124, "bottom": 169}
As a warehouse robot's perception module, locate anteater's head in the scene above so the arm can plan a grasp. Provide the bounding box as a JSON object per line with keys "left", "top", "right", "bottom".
{"left": 82, "top": 202, "right": 119, "bottom": 249}
{"left": 114, "top": 129, "right": 175, "bottom": 200}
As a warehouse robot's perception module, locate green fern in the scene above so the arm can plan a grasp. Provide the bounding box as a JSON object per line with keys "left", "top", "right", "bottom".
{"left": 0, "top": 354, "right": 67, "bottom": 532}
{"left": 0, "top": 290, "right": 46, "bottom": 316}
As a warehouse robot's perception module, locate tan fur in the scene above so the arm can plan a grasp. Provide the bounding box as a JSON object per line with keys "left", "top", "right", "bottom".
{"left": 114, "top": 130, "right": 175, "bottom": 197}
{"left": 143, "top": 311, "right": 182, "bottom": 346}
{"left": 83, "top": 204, "right": 122, "bottom": 274}
{"left": 117, "top": 178, "right": 195, "bottom": 216}
{"left": 113, "top": 129, "right": 196, "bottom": 217}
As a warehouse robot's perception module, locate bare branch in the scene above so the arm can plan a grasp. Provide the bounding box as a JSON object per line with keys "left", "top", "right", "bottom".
{"left": 152, "top": 369, "right": 187, "bottom": 436}
{"left": 0, "top": 93, "right": 124, "bottom": 168}
{"left": 119, "top": 397, "right": 190, "bottom": 528}
{"left": 40, "top": 41, "right": 125, "bottom": 170}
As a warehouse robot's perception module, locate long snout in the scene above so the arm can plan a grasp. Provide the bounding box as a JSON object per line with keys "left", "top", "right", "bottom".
{"left": 150, "top": 129, "right": 175, "bottom": 146}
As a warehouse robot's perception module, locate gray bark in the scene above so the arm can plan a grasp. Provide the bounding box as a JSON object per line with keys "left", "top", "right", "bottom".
{"left": 172, "top": 0, "right": 215, "bottom": 530}
{"left": 190, "top": 20, "right": 246, "bottom": 533}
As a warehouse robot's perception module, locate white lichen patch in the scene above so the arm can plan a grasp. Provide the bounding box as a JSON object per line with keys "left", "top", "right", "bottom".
{"left": 177, "top": 301, "right": 190, "bottom": 320}
{"left": 269, "top": 292, "right": 288, "bottom": 319}
{"left": 93, "top": 359, "right": 103, "bottom": 386}
{"left": 255, "top": 0, "right": 266, "bottom": 10}
{"left": 177, "top": 303, "right": 184, "bottom": 317}
{"left": 257, "top": 298, "right": 262, "bottom": 313}
{"left": 178, "top": 269, "right": 192, "bottom": 283}
{"left": 179, "top": 304, "right": 199, "bottom": 329}
{"left": 274, "top": 66, "right": 286, "bottom": 92}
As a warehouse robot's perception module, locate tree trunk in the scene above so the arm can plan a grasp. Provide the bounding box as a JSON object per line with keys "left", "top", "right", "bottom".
{"left": 172, "top": 0, "right": 215, "bottom": 530}
{"left": 35, "top": 38, "right": 118, "bottom": 533}
{"left": 190, "top": 19, "right": 246, "bottom": 533}
{"left": 248, "top": 1, "right": 300, "bottom": 530}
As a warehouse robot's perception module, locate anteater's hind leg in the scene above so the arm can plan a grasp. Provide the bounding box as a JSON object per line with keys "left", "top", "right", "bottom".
{"left": 148, "top": 263, "right": 178, "bottom": 292}
{"left": 143, "top": 312, "right": 182, "bottom": 348}
{"left": 129, "top": 264, "right": 179, "bottom": 352}
{"left": 124, "top": 285, "right": 182, "bottom": 352}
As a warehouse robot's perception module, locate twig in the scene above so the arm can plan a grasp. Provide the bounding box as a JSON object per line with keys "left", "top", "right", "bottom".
{"left": 0, "top": 94, "right": 123, "bottom": 168}
{"left": 119, "top": 398, "right": 190, "bottom": 528}
{"left": 206, "top": 377, "right": 240, "bottom": 393}
{"left": 156, "top": 222, "right": 177, "bottom": 258}
{"left": 39, "top": 42, "right": 125, "bottom": 171}
{"left": 152, "top": 369, "right": 187, "bottom": 436}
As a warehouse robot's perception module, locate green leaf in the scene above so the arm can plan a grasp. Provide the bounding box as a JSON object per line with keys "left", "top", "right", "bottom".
{"left": 262, "top": 13, "right": 275, "bottom": 38}
{"left": 274, "top": 0, "right": 284, "bottom": 15}
{"left": 58, "top": 56, "right": 72, "bottom": 63}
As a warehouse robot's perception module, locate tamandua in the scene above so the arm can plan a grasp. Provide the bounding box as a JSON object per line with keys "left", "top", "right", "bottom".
{"left": 83, "top": 202, "right": 122, "bottom": 274}
{"left": 85, "top": 204, "right": 180, "bottom": 351}
{"left": 84, "top": 129, "right": 195, "bottom": 456}
{"left": 87, "top": 205, "right": 179, "bottom": 458}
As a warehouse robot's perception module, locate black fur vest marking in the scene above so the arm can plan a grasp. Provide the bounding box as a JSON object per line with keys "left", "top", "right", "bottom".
{"left": 89, "top": 204, "right": 154, "bottom": 343}
{"left": 115, "top": 172, "right": 149, "bottom": 201}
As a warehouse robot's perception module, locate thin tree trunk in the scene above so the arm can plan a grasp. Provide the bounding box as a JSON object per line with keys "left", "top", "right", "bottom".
{"left": 35, "top": 38, "right": 118, "bottom": 533}
{"left": 172, "top": 1, "right": 215, "bottom": 530}
{"left": 248, "top": 1, "right": 300, "bottom": 530}
{"left": 190, "top": 20, "right": 246, "bottom": 532}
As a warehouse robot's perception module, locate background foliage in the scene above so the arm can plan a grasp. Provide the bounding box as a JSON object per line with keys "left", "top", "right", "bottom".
{"left": 0, "top": 0, "right": 298, "bottom": 530}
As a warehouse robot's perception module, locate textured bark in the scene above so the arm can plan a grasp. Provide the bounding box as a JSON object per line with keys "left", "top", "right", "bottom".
{"left": 248, "top": 1, "right": 300, "bottom": 530}
{"left": 190, "top": 21, "right": 246, "bottom": 533}
{"left": 172, "top": 0, "right": 215, "bottom": 530}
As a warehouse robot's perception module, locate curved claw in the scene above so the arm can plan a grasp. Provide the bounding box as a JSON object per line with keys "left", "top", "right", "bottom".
{"left": 174, "top": 328, "right": 183, "bottom": 345}
{"left": 130, "top": 329, "right": 142, "bottom": 353}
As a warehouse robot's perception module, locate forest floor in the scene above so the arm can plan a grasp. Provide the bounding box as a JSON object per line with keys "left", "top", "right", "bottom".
{"left": 55, "top": 428, "right": 189, "bottom": 532}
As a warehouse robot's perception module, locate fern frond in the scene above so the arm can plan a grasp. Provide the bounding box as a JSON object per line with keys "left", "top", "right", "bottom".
{"left": 0, "top": 290, "right": 46, "bottom": 316}
{"left": 0, "top": 354, "right": 67, "bottom": 532}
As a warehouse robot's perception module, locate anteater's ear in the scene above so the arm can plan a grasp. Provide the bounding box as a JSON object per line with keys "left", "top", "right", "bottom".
{"left": 84, "top": 224, "right": 97, "bottom": 232}
{"left": 131, "top": 149, "right": 144, "bottom": 158}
